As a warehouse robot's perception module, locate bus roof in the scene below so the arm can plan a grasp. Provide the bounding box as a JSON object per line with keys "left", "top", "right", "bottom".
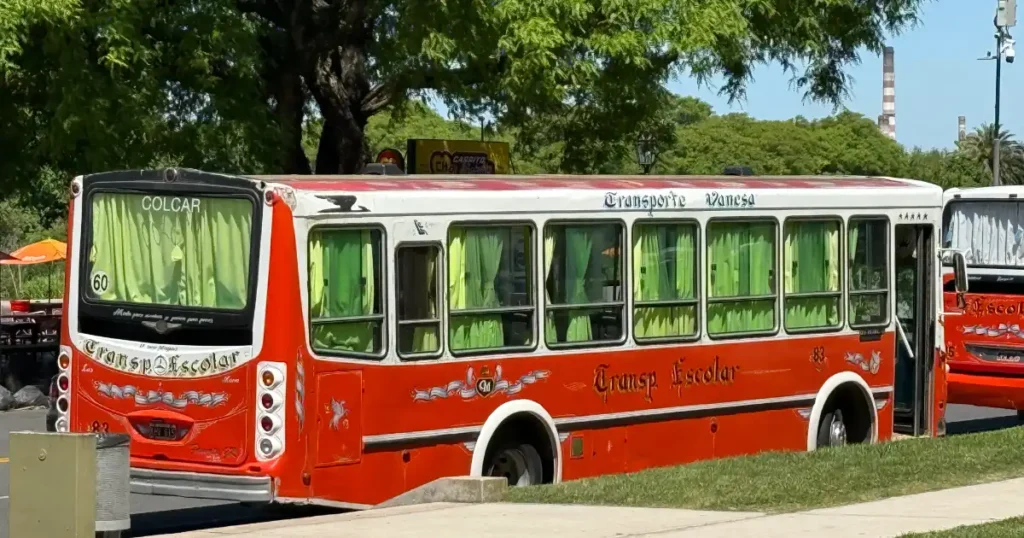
{"left": 252, "top": 174, "right": 926, "bottom": 192}
{"left": 944, "top": 185, "right": 1024, "bottom": 203}
{"left": 245, "top": 174, "right": 943, "bottom": 218}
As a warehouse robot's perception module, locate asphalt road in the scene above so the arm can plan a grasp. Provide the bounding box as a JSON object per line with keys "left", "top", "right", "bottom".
{"left": 0, "top": 404, "right": 1016, "bottom": 537}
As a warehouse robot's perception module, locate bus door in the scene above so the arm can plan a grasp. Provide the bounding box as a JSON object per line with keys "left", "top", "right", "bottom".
{"left": 893, "top": 223, "right": 936, "bottom": 436}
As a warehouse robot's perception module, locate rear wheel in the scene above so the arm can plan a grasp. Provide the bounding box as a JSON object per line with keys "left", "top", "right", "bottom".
{"left": 816, "top": 409, "right": 848, "bottom": 448}
{"left": 485, "top": 442, "right": 543, "bottom": 486}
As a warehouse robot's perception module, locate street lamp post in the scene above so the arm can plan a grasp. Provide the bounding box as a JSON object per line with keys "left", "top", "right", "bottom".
{"left": 635, "top": 133, "right": 657, "bottom": 174}
{"left": 981, "top": 6, "right": 1016, "bottom": 186}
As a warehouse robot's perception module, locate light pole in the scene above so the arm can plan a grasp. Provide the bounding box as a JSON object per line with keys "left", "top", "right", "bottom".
{"left": 635, "top": 133, "right": 657, "bottom": 174}
{"left": 981, "top": 4, "right": 1017, "bottom": 185}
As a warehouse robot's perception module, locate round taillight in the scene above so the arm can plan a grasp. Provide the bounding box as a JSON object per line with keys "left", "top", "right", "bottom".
{"left": 58, "top": 354, "right": 70, "bottom": 370}
{"left": 261, "top": 393, "right": 273, "bottom": 409}
{"left": 57, "top": 397, "right": 69, "bottom": 413}
{"left": 260, "top": 416, "right": 273, "bottom": 432}
{"left": 259, "top": 438, "right": 274, "bottom": 455}
{"left": 58, "top": 375, "right": 69, "bottom": 392}
{"left": 261, "top": 371, "right": 275, "bottom": 388}
{"left": 56, "top": 418, "right": 68, "bottom": 432}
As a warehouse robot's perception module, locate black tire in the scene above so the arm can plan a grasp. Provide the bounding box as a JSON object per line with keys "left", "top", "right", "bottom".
{"left": 485, "top": 442, "right": 543, "bottom": 486}
{"left": 816, "top": 409, "right": 847, "bottom": 449}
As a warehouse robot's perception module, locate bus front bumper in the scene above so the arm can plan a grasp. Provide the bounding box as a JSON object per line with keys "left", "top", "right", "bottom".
{"left": 130, "top": 467, "right": 273, "bottom": 503}
{"left": 948, "top": 371, "right": 1024, "bottom": 411}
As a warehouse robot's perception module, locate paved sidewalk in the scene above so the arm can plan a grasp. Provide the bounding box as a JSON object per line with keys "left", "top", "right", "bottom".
{"left": 154, "top": 477, "right": 1024, "bottom": 537}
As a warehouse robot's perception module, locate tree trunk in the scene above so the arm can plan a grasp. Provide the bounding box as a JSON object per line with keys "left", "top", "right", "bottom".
{"left": 308, "top": 47, "right": 371, "bottom": 174}
{"left": 274, "top": 70, "right": 312, "bottom": 174}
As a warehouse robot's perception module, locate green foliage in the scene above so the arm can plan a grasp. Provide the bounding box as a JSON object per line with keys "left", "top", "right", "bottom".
{"left": 957, "top": 124, "right": 1024, "bottom": 185}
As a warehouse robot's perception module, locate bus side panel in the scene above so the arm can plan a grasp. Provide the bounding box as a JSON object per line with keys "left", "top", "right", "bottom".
{"left": 623, "top": 419, "right": 713, "bottom": 474}
{"left": 311, "top": 443, "right": 473, "bottom": 505}
{"left": 315, "top": 371, "right": 363, "bottom": 466}
{"left": 711, "top": 407, "right": 808, "bottom": 457}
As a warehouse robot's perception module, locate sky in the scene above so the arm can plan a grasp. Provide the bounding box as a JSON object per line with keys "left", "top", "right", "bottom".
{"left": 667, "top": 1, "right": 1023, "bottom": 151}
{"left": 432, "top": 1, "right": 1023, "bottom": 152}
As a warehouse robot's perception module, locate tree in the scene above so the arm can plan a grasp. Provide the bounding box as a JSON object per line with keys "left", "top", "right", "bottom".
{"left": 239, "top": 0, "right": 924, "bottom": 174}
{"left": 661, "top": 111, "right": 907, "bottom": 176}
{"left": 903, "top": 148, "right": 989, "bottom": 189}
{"left": 958, "top": 124, "right": 1024, "bottom": 185}
{"left": 0, "top": 0, "right": 281, "bottom": 220}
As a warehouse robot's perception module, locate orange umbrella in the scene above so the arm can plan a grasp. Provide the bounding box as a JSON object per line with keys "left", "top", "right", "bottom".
{"left": 1, "top": 239, "right": 66, "bottom": 265}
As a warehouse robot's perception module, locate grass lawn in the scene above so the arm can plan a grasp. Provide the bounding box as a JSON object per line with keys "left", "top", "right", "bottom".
{"left": 505, "top": 426, "right": 1024, "bottom": 513}
{"left": 900, "top": 517, "right": 1024, "bottom": 537}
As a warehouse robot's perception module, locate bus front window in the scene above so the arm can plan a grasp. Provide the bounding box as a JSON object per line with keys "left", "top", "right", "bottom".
{"left": 86, "top": 192, "right": 254, "bottom": 310}
{"left": 944, "top": 200, "right": 1024, "bottom": 268}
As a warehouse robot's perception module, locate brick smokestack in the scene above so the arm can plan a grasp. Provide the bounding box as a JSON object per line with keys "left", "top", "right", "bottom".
{"left": 880, "top": 46, "right": 896, "bottom": 140}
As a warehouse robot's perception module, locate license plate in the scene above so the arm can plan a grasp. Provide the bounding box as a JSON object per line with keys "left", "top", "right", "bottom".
{"left": 149, "top": 421, "right": 177, "bottom": 441}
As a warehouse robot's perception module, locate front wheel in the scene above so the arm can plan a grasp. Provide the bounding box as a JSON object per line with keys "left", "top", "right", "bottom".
{"left": 485, "top": 443, "right": 543, "bottom": 486}
{"left": 816, "top": 409, "right": 847, "bottom": 448}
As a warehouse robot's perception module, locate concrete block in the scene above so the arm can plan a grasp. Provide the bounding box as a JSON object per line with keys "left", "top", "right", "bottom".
{"left": 375, "top": 476, "right": 507, "bottom": 508}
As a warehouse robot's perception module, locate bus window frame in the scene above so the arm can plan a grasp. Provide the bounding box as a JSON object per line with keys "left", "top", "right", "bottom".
{"left": 847, "top": 215, "right": 891, "bottom": 330}
{"left": 395, "top": 241, "right": 445, "bottom": 361}
{"left": 781, "top": 216, "right": 846, "bottom": 335}
{"left": 77, "top": 173, "right": 263, "bottom": 334}
{"left": 630, "top": 218, "right": 702, "bottom": 345}
{"left": 941, "top": 199, "right": 1024, "bottom": 270}
{"left": 542, "top": 218, "right": 628, "bottom": 350}
{"left": 446, "top": 220, "right": 539, "bottom": 358}
{"left": 704, "top": 216, "right": 781, "bottom": 341}
{"left": 306, "top": 223, "right": 389, "bottom": 361}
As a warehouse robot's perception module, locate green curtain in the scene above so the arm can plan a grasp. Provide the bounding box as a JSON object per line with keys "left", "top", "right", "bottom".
{"left": 544, "top": 230, "right": 557, "bottom": 342}
{"left": 707, "top": 222, "right": 775, "bottom": 335}
{"left": 449, "top": 228, "right": 505, "bottom": 351}
{"left": 411, "top": 250, "right": 439, "bottom": 353}
{"left": 849, "top": 221, "right": 886, "bottom": 325}
{"left": 563, "top": 227, "right": 594, "bottom": 342}
{"left": 309, "top": 229, "right": 377, "bottom": 353}
{"left": 784, "top": 221, "right": 840, "bottom": 330}
{"left": 633, "top": 224, "right": 696, "bottom": 338}
{"left": 89, "top": 193, "right": 252, "bottom": 308}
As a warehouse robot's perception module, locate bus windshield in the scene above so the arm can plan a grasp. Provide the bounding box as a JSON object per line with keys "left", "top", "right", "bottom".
{"left": 85, "top": 192, "right": 254, "bottom": 310}
{"left": 943, "top": 200, "right": 1024, "bottom": 268}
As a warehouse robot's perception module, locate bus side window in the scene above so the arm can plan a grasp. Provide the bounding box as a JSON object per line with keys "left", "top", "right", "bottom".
{"left": 397, "top": 244, "right": 442, "bottom": 358}
{"left": 706, "top": 219, "right": 778, "bottom": 337}
{"left": 308, "top": 227, "right": 386, "bottom": 357}
{"left": 783, "top": 218, "right": 843, "bottom": 332}
{"left": 632, "top": 220, "right": 699, "bottom": 343}
{"left": 447, "top": 223, "right": 535, "bottom": 354}
{"left": 544, "top": 221, "right": 625, "bottom": 346}
{"left": 848, "top": 217, "right": 889, "bottom": 327}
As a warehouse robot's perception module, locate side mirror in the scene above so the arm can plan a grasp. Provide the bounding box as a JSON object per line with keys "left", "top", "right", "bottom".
{"left": 952, "top": 251, "right": 969, "bottom": 293}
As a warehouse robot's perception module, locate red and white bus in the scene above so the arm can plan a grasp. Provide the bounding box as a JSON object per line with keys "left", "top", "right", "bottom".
{"left": 941, "top": 186, "right": 1024, "bottom": 416}
{"left": 55, "top": 169, "right": 958, "bottom": 507}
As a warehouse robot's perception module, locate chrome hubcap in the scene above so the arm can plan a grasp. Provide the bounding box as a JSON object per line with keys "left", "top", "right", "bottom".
{"left": 489, "top": 449, "right": 530, "bottom": 486}
{"left": 829, "top": 415, "right": 847, "bottom": 446}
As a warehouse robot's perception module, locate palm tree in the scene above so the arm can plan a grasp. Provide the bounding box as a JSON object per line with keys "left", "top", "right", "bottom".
{"left": 957, "top": 124, "right": 1024, "bottom": 185}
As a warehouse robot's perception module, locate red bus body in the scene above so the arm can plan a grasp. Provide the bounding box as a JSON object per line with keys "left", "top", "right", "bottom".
{"left": 942, "top": 187, "right": 1024, "bottom": 413}
{"left": 57, "top": 170, "right": 948, "bottom": 507}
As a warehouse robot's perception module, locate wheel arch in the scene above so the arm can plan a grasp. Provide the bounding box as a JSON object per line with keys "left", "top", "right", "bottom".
{"left": 470, "top": 400, "right": 562, "bottom": 483}
{"left": 806, "top": 372, "right": 879, "bottom": 451}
